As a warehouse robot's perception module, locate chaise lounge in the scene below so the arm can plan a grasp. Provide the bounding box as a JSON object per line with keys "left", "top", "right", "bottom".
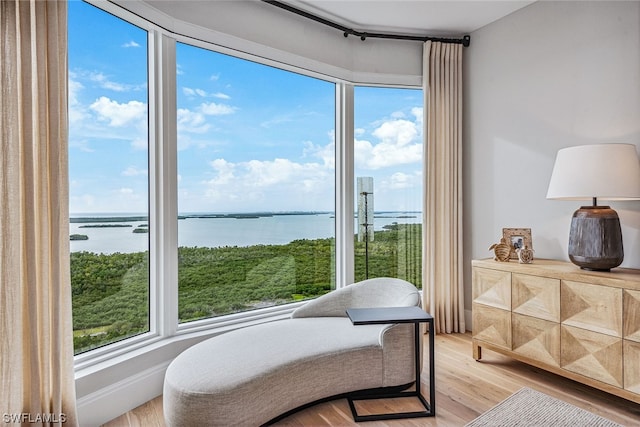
{"left": 163, "top": 277, "right": 422, "bottom": 426}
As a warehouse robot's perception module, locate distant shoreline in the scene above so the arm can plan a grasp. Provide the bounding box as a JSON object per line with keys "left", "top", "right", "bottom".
{"left": 69, "top": 211, "right": 419, "bottom": 223}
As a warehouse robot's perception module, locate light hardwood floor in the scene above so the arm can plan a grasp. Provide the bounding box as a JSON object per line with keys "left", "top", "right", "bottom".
{"left": 102, "top": 332, "right": 640, "bottom": 426}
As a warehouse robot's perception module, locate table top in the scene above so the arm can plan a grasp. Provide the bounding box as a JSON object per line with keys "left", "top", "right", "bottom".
{"left": 346, "top": 306, "right": 433, "bottom": 325}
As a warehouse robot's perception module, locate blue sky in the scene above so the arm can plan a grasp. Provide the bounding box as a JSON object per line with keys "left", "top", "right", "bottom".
{"left": 68, "top": 1, "right": 423, "bottom": 215}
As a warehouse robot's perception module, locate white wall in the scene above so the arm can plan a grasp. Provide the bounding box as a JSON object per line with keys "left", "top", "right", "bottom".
{"left": 464, "top": 1, "right": 640, "bottom": 308}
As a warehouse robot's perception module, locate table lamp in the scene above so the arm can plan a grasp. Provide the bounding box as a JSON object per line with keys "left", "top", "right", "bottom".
{"left": 546, "top": 143, "right": 640, "bottom": 271}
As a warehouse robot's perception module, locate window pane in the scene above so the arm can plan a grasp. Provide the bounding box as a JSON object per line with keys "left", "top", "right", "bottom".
{"left": 354, "top": 87, "right": 423, "bottom": 287}
{"left": 68, "top": 2, "right": 150, "bottom": 354}
{"left": 176, "top": 43, "right": 336, "bottom": 323}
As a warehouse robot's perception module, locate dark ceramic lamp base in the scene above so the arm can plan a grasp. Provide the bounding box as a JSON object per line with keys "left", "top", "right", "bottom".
{"left": 568, "top": 206, "right": 623, "bottom": 271}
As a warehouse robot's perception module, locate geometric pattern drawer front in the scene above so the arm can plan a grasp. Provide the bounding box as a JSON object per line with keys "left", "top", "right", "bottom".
{"left": 513, "top": 273, "right": 560, "bottom": 322}
{"left": 472, "top": 267, "right": 511, "bottom": 310}
{"left": 624, "top": 340, "right": 640, "bottom": 393}
{"left": 561, "top": 325, "right": 623, "bottom": 388}
{"left": 561, "top": 280, "right": 622, "bottom": 337}
{"left": 472, "top": 303, "right": 511, "bottom": 350}
{"left": 513, "top": 313, "right": 560, "bottom": 367}
{"left": 624, "top": 290, "right": 640, "bottom": 342}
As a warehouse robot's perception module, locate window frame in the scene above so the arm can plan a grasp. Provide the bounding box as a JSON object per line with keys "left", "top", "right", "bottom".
{"left": 72, "top": 0, "right": 421, "bottom": 372}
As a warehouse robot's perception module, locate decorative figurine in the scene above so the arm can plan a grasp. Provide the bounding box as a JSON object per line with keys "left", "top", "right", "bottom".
{"left": 489, "top": 238, "right": 511, "bottom": 262}
{"left": 516, "top": 245, "right": 534, "bottom": 264}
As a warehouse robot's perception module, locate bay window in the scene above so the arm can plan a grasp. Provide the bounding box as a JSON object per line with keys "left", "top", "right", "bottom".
{"left": 69, "top": 2, "right": 423, "bottom": 357}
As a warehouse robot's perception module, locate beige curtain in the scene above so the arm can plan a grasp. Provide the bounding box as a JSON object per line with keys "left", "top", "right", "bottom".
{"left": 422, "top": 41, "right": 465, "bottom": 334}
{"left": 1, "top": 1, "right": 78, "bottom": 425}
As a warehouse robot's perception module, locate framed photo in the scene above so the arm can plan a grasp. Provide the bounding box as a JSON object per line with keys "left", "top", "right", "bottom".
{"left": 502, "top": 228, "right": 532, "bottom": 260}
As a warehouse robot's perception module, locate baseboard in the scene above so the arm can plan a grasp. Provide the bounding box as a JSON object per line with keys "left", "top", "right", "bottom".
{"left": 76, "top": 361, "right": 169, "bottom": 427}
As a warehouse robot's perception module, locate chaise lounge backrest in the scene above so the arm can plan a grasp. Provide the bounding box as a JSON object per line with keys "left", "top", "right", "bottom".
{"left": 291, "top": 277, "right": 421, "bottom": 318}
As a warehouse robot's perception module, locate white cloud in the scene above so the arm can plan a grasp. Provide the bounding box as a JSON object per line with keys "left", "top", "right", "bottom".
{"left": 122, "top": 41, "right": 140, "bottom": 48}
{"left": 177, "top": 108, "right": 210, "bottom": 134}
{"left": 90, "top": 96, "right": 147, "bottom": 127}
{"left": 244, "top": 158, "right": 303, "bottom": 187}
{"left": 200, "top": 156, "right": 332, "bottom": 209}
{"left": 122, "top": 166, "right": 147, "bottom": 176}
{"left": 372, "top": 119, "right": 417, "bottom": 147}
{"left": 183, "top": 87, "right": 208, "bottom": 97}
{"left": 200, "top": 102, "right": 236, "bottom": 116}
{"left": 356, "top": 118, "right": 422, "bottom": 170}
{"left": 131, "top": 137, "right": 147, "bottom": 150}
{"left": 260, "top": 114, "right": 292, "bottom": 128}
{"left": 303, "top": 140, "right": 334, "bottom": 168}
{"left": 69, "top": 139, "right": 95, "bottom": 153}
{"left": 208, "top": 158, "right": 236, "bottom": 186}
{"left": 183, "top": 88, "right": 231, "bottom": 101}
{"left": 411, "top": 107, "right": 423, "bottom": 118}
{"left": 386, "top": 172, "right": 417, "bottom": 190}
{"left": 88, "top": 71, "right": 145, "bottom": 92}
{"left": 89, "top": 72, "right": 127, "bottom": 92}
{"left": 68, "top": 75, "right": 90, "bottom": 124}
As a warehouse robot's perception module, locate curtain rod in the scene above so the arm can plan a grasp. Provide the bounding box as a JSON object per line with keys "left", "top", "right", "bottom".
{"left": 262, "top": 0, "right": 471, "bottom": 47}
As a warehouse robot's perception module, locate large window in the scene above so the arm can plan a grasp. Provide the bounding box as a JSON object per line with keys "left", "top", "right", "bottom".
{"left": 353, "top": 87, "right": 423, "bottom": 286}
{"left": 68, "top": 2, "right": 150, "bottom": 354}
{"left": 176, "top": 43, "right": 336, "bottom": 323}
{"left": 68, "top": 2, "right": 423, "bottom": 358}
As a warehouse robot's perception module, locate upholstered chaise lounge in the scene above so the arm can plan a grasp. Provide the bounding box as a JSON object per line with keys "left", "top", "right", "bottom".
{"left": 163, "top": 277, "right": 421, "bottom": 426}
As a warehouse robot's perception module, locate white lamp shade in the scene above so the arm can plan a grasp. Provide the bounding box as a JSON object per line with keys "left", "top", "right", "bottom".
{"left": 546, "top": 143, "right": 640, "bottom": 201}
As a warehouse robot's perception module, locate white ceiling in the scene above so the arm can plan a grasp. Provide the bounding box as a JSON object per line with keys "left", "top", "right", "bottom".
{"left": 289, "top": 0, "right": 536, "bottom": 37}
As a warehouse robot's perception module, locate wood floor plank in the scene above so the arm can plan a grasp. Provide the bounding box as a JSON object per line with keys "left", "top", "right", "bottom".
{"left": 100, "top": 332, "right": 640, "bottom": 426}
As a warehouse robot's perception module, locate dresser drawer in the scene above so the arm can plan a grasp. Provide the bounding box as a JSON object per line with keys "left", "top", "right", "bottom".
{"left": 472, "top": 302, "right": 511, "bottom": 350}
{"left": 512, "top": 313, "right": 560, "bottom": 367}
{"left": 561, "top": 325, "right": 622, "bottom": 388}
{"left": 512, "top": 273, "right": 560, "bottom": 322}
{"left": 624, "top": 290, "right": 640, "bottom": 342}
{"left": 561, "top": 280, "right": 622, "bottom": 337}
{"left": 472, "top": 267, "right": 511, "bottom": 310}
{"left": 624, "top": 340, "right": 640, "bottom": 393}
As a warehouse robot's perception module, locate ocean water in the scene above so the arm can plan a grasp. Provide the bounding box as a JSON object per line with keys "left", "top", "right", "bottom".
{"left": 69, "top": 212, "right": 422, "bottom": 254}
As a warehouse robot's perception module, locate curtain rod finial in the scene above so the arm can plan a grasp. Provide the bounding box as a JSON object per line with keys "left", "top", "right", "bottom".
{"left": 463, "top": 35, "right": 471, "bottom": 47}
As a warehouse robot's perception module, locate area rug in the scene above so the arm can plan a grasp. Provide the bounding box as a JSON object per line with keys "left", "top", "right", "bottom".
{"left": 465, "top": 387, "right": 623, "bottom": 427}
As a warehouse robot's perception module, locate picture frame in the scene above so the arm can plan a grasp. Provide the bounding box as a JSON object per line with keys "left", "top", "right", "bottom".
{"left": 502, "top": 228, "right": 532, "bottom": 260}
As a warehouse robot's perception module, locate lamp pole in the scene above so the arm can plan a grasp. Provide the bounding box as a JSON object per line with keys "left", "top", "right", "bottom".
{"left": 361, "top": 190, "right": 372, "bottom": 279}
{"left": 357, "top": 177, "right": 374, "bottom": 279}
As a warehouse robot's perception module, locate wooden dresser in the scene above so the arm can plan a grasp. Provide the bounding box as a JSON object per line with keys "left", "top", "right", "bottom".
{"left": 472, "top": 258, "right": 640, "bottom": 403}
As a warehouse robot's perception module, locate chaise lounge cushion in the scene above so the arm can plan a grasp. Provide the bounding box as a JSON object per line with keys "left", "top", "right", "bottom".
{"left": 163, "top": 277, "right": 420, "bottom": 426}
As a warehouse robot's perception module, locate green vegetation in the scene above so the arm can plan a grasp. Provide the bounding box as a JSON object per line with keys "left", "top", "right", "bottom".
{"left": 79, "top": 224, "right": 133, "bottom": 228}
{"left": 70, "top": 234, "right": 89, "bottom": 240}
{"left": 71, "top": 223, "right": 421, "bottom": 354}
{"left": 70, "top": 216, "right": 148, "bottom": 223}
{"left": 355, "top": 223, "right": 422, "bottom": 285}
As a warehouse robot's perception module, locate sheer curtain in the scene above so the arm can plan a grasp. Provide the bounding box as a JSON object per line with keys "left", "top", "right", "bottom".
{"left": 422, "top": 40, "right": 465, "bottom": 334}
{"left": 0, "top": 1, "right": 78, "bottom": 425}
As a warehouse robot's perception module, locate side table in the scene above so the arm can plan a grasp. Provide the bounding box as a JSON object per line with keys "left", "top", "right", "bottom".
{"left": 345, "top": 306, "right": 435, "bottom": 421}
